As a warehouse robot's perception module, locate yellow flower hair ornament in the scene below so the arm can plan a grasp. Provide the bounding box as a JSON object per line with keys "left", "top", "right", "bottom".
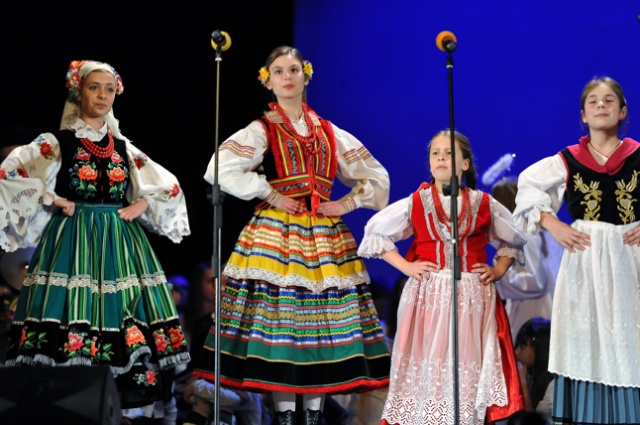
{"left": 257, "top": 60, "right": 314, "bottom": 87}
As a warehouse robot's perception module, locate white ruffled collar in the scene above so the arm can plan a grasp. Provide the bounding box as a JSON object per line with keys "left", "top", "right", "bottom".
{"left": 70, "top": 118, "right": 108, "bottom": 142}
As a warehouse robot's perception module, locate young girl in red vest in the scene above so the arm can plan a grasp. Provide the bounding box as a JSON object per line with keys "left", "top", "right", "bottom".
{"left": 358, "top": 130, "right": 526, "bottom": 425}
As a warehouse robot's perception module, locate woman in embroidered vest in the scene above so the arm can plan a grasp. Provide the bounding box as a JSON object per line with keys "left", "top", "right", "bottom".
{"left": 358, "top": 130, "right": 526, "bottom": 425}
{"left": 512, "top": 76, "right": 640, "bottom": 424}
{"left": 193, "top": 46, "right": 391, "bottom": 425}
{"left": 0, "top": 60, "right": 191, "bottom": 409}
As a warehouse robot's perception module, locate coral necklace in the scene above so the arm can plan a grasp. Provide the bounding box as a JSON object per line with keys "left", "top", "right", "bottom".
{"left": 274, "top": 103, "right": 320, "bottom": 155}
{"left": 431, "top": 183, "right": 472, "bottom": 237}
{"left": 80, "top": 132, "right": 114, "bottom": 159}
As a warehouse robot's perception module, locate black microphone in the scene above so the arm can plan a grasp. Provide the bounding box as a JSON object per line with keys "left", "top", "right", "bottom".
{"left": 436, "top": 30, "right": 457, "bottom": 53}
{"left": 211, "top": 30, "right": 232, "bottom": 52}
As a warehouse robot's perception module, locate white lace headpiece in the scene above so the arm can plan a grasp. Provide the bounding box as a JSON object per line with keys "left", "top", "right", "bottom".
{"left": 59, "top": 60, "right": 128, "bottom": 141}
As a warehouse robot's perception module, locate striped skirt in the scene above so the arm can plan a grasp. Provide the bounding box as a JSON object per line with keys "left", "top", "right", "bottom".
{"left": 193, "top": 208, "right": 391, "bottom": 394}
{"left": 4, "top": 203, "right": 190, "bottom": 406}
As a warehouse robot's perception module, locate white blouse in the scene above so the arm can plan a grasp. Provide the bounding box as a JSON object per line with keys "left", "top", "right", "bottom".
{"left": 204, "top": 117, "right": 390, "bottom": 211}
{"left": 0, "top": 119, "right": 190, "bottom": 251}
{"left": 358, "top": 189, "right": 526, "bottom": 261}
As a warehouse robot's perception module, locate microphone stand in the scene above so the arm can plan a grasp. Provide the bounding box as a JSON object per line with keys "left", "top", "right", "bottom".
{"left": 441, "top": 50, "right": 461, "bottom": 425}
{"left": 209, "top": 39, "right": 226, "bottom": 425}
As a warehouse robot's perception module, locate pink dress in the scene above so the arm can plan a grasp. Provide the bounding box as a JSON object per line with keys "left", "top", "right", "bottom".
{"left": 358, "top": 183, "right": 526, "bottom": 425}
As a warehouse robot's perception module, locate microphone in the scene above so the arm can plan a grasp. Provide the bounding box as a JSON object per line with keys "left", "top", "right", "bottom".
{"left": 211, "top": 30, "right": 232, "bottom": 52}
{"left": 436, "top": 31, "right": 457, "bottom": 52}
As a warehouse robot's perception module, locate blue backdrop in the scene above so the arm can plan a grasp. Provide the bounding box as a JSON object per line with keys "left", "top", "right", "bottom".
{"left": 293, "top": 0, "right": 640, "bottom": 287}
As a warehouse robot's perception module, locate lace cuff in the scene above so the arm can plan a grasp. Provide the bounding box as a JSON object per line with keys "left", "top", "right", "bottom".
{"left": 496, "top": 245, "right": 525, "bottom": 267}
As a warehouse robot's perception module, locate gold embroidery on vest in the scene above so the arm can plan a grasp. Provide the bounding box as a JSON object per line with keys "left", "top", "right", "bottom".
{"left": 573, "top": 173, "right": 601, "bottom": 221}
{"left": 615, "top": 170, "right": 639, "bottom": 224}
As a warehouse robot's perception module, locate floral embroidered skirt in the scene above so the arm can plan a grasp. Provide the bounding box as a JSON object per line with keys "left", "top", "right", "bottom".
{"left": 4, "top": 203, "right": 190, "bottom": 407}
{"left": 193, "top": 208, "right": 391, "bottom": 394}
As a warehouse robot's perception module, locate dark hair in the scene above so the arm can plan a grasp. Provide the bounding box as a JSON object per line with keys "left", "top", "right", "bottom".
{"left": 182, "top": 261, "right": 212, "bottom": 333}
{"left": 515, "top": 317, "right": 553, "bottom": 409}
{"left": 580, "top": 76, "right": 629, "bottom": 135}
{"left": 506, "top": 410, "right": 549, "bottom": 425}
{"left": 491, "top": 176, "right": 518, "bottom": 213}
{"left": 428, "top": 129, "right": 478, "bottom": 189}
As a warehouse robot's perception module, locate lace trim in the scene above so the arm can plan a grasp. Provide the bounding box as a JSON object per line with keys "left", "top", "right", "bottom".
{"left": 224, "top": 264, "right": 369, "bottom": 292}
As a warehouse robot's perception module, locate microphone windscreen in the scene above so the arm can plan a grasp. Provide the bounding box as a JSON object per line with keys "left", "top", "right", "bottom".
{"left": 435, "top": 30, "right": 457, "bottom": 52}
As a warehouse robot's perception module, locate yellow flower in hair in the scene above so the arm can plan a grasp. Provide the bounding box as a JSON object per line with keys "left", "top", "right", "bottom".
{"left": 258, "top": 67, "right": 270, "bottom": 86}
{"left": 303, "top": 60, "right": 313, "bottom": 81}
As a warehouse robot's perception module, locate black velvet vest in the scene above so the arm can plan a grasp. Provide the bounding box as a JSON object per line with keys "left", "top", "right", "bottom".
{"left": 561, "top": 147, "right": 640, "bottom": 224}
{"left": 54, "top": 130, "right": 130, "bottom": 204}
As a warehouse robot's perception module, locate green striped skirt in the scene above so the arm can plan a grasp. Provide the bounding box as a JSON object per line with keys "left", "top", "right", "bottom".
{"left": 4, "top": 203, "right": 189, "bottom": 405}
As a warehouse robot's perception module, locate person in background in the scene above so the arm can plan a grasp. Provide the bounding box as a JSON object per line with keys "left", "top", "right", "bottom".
{"left": 193, "top": 45, "right": 391, "bottom": 425}
{"left": 182, "top": 263, "right": 270, "bottom": 425}
{"left": 358, "top": 129, "right": 526, "bottom": 425}
{"left": 383, "top": 274, "right": 407, "bottom": 343}
{"left": 181, "top": 261, "right": 215, "bottom": 350}
{"left": 0, "top": 60, "right": 191, "bottom": 410}
{"left": 513, "top": 76, "right": 640, "bottom": 424}
{"left": 491, "top": 176, "right": 556, "bottom": 341}
{"left": 513, "top": 317, "right": 553, "bottom": 420}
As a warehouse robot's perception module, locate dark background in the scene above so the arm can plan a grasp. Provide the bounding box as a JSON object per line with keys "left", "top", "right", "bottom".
{"left": 3, "top": 2, "right": 640, "bottom": 288}
{"left": 0, "top": 4, "right": 296, "bottom": 278}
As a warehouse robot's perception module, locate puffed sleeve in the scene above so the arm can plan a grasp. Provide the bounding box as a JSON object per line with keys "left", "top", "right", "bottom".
{"left": 512, "top": 154, "right": 567, "bottom": 234}
{"left": 357, "top": 195, "right": 414, "bottom": 258}
{"left": 494, "top": 232, "right": 555, "bottom": 300}
{"left": 203, "top": 121, "right": 274, "bottom": 201}
{"left": 489, "top": 196, "right": 527, "bottom": 265}
{"left": 0, "top": 133, "right": 61, "bottom": 252}
{"left": 332, "top": 123, "right": 390, "bottom": 211}
{"left": 125, "top": 141, "right": 190, "bottom": 243}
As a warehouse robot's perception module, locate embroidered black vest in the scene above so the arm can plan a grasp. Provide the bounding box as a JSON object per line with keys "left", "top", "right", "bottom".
{"left": 562, "top": 147, "right": 640, "bottom": 224}
{"left": 54, "top": 130, "right": 130, "bottom": 203}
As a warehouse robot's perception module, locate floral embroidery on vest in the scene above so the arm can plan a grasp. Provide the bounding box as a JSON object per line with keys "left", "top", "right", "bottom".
{"left": 573, "top": 173, "right": 602, "bottom": 221}
{"left": 615, "top": 170, "right": 639, "bottom": 224}
{"left": 69, "top": 147, "right": 129, "bottom": 201}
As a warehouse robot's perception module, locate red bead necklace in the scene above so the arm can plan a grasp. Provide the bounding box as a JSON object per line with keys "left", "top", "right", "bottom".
{"left": 431, "top": 184, "right": 472, "bottom": 237}
{"left": 80, "top": 132, "right": 114, "bottom": 159}
{"left": 275, "top": 103, "right": 320, "bottom": 155}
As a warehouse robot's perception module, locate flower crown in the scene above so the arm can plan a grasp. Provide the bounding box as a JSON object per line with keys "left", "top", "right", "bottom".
{"left": 65, "top": 60, "right": 124, "bottom": 96}
{"left": 257, "top": 60, "right": 313, "bottom": 86}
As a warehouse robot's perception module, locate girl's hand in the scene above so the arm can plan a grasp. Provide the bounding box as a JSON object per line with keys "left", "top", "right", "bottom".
{"left": 118, "top": 198, "right": 149, "bottom": 222}
{"left": 542, "top": 212, "right": 590, "bottom": 252}
{"left": 316, "top": 201, "right": 347, "bottom": 217}
{"left": 53, "top": 198, "right": 75, "bottom": 217}
{"left": 471, "top": 263, "right": 501, "bottom": 285}
{"left": 276, "top": 197, "right": 307, "bottom": 215}
{"left": 622, "top": 223, "right": 640, "bottom": 245}
{"left": 402, "top": 260, "right": 438, "bottom": 281}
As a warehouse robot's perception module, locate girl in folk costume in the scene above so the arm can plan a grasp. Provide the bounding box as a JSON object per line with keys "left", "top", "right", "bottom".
{"left": 0, "top": 60, "right": 191, "bottom": 408}
{"left": 193, "top": 46, "right": 392, "bottom": 425}
{"left": 513, "top": 76, "right": 640, "bottom": 424}
{"left": 358, "top": 130, "right": 526, "bottom": 425}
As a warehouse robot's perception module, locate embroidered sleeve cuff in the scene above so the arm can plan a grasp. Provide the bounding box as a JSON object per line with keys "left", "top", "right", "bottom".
{"left": 262, "top": 189, "right": 283, "bottom": 208}
{"left": 339, "top": 193, "right": 360, "bottom": 213}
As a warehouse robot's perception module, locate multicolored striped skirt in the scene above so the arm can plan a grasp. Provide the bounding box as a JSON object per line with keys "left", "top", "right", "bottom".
{"left": 193, "top": 208, "right": 391, "bottom": 394}
{"left": 4, "top": 203, "right": 190, "bottom": 407}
